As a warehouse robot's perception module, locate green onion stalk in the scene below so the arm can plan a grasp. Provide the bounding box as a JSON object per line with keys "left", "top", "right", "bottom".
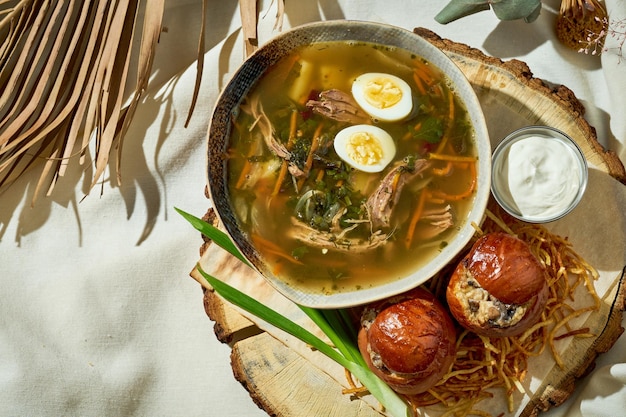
{"left": 176, "top": 208, "right": 412, "bottom": 417}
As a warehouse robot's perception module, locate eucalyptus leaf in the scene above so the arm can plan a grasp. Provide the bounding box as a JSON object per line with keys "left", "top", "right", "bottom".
{"left": 435, "top": 1, "right": 491, "bottom": 24}
{"left": 435, "top": 0, "right": 542, "bottom": 24}
{"left": 492, "top": 0, "right": 542, "bottom": 22}
{"left": 522, "top": 2, "right": 542, "bottom": 23}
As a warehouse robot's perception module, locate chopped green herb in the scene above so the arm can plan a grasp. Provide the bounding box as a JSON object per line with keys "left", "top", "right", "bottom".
{"left": 291, "top": 246, "right": 309, "bottom": 260}
{"left": 412, "top": 116, "right": 444, "bottom": 144}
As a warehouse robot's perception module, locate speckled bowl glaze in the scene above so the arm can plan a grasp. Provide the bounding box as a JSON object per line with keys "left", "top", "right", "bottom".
{"left": 206, "top": 20, "right": 491, "bottom": 308}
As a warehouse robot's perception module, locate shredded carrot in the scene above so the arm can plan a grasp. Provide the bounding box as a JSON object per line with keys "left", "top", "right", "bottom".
{"left": 403, "top": 121, "right": 423, "bottom": 141}
{"left": 412, "top": 70, "right": 427, "bottom": 95}
{"left": 297, "top": 123, "right": 324, "bottom": 189}
{"left": 235, "top": 141, "right": 259, "bottom": 189}
{"left": 315, "top": 168, "right": 325, "bottom": 183}
{"left": 427, "top": 195, "right": 446, "bottom": 205}
{"left": 287, "top": 108, "right": 298, "bottom": 142}
{"left": 390, "top": 169, "right": 403, "bottom": 192}
{"left": 271, "top": 110, "right": 299, "bottom": 196}
{"left": 271, "top": 261, "right": 284, "bottom": 276}
{"left": 431, "top": 162, "right": 477, "bottom": 201}
{"left": 414, "top": 62, "right": 434, "bottom": 86}
{"left": 405, "top": 188, "right": 429, "bottom": 248}
{"left": 303, "top": 123, "right": 323, "bottom": 172}
{"left": 436, "top": 89, "right": 455, "bottom": 154}
{"left": 435, "top": 135, "right": 449, "bottom": 155}
{"left": 272, "top": 161, "right": 289, "bottom": 196}
{"left": 432, "top": 161, "right": 453, "bottom": 176}
{"left": 428, "top": 152, "right": 477, "bottom": 163}
{"left": 251, "top": 233, "right": 304, "bottom": 266}
{"left": 235, "top": 159, "right": 253, "bottom": 189}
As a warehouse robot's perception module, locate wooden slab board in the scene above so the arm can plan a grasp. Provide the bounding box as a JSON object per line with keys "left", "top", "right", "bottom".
{"left": 195, "top": 28, "right": 626, "bottom": 417}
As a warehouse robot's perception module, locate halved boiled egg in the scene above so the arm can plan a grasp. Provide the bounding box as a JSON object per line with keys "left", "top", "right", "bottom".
{"left": 334, "top": 124, "right": 396, "bottom": 173}
{"left": 351, "top": 72, "right": 413, "bottom": 122}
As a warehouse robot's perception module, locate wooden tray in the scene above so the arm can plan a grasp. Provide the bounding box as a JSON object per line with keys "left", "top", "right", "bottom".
{"left": 194, "top": 28, "right": 626, "bottom": 417}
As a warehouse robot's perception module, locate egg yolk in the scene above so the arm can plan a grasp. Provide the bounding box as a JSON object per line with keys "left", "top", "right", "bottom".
{"left": 345, "top": 131, "right": 385, "bottom": 166}
{"left": 362, "top": 76, "right": 403, "bottom": 109}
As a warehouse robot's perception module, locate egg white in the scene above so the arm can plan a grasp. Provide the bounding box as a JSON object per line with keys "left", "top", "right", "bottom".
{"left": 351, "top": 72, "right": 413, "bottom": 122}
{"left": 333, "top": 124, "right": 396, "bottom": 173}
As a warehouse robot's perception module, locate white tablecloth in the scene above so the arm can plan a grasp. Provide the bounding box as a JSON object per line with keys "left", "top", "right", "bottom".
{"left": 1, "top": 1, "right": 625, "bottom": 416}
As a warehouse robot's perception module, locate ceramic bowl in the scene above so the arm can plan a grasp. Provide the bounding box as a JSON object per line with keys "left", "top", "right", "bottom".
{"left": 206, "top": 20, "right": 491, "bottom": 308}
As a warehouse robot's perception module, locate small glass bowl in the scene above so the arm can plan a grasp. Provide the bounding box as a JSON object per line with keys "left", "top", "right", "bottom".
{"left": 491, "top": 126, "right": 588, "bottom": 223}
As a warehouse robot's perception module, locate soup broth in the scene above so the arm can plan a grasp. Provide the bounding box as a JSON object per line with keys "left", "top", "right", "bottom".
{"left": 226, "top": 41, "right": 478, "bottom": 294}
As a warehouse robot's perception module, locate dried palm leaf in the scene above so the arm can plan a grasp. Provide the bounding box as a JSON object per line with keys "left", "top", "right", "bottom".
{"left": 240, "top": 0, "right": 258, "bottom": 57}
{"left": 0, "top": 0, "right": 285, "bottom": 205}
{"left": 185, "top": 0, "right": 209, "bottom": 129}
{"left": 0, "top": 0, "right": 166, "bottom": 204}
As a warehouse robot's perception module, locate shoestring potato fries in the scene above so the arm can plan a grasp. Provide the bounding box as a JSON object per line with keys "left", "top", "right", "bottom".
{"left": 345, "top": 202, "right": 601, "bottom": 417}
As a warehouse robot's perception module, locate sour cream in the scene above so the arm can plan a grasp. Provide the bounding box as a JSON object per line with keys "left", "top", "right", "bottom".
{"left": 491, "top": 127, "right": 587, "bottom": 223}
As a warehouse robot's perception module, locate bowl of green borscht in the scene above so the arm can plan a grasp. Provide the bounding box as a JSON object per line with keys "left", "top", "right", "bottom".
{"left": 206, "top": 20, "right": 491, "bottom": 308}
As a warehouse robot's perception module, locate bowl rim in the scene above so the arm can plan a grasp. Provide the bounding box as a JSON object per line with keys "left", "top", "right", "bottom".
{"left": 206, "top": 19, "right": 492, "bottom": 308}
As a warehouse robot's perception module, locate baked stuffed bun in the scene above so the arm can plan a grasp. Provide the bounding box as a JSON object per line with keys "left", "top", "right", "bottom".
{"left": 357, "top": 288, "right": 456, "bottom": 395}
{"left": 446, "top": 232, "right": 549, "bottom": 338}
